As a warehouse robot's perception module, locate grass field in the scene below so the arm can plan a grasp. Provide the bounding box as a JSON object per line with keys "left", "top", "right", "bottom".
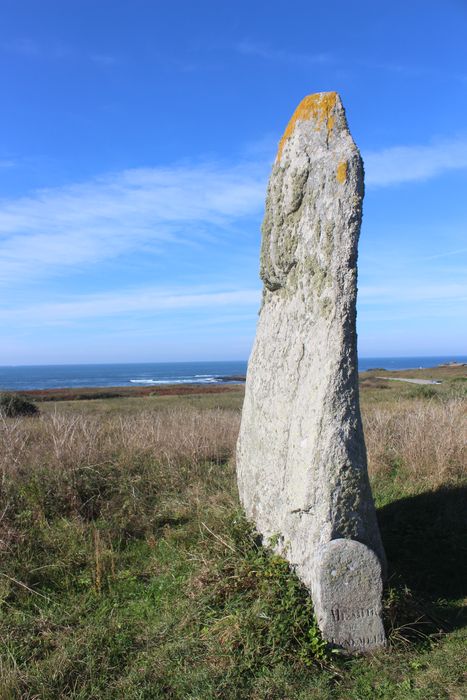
{"left": 0, "top": 367, "right": 466, "bottom": 699}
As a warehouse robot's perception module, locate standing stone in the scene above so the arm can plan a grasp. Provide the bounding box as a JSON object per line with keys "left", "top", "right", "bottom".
{"left": 236, "top": 92, "right": 386, "bottom": 652}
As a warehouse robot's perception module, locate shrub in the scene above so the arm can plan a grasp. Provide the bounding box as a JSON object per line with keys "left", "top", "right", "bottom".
{"left": 0, "top": 392, "right": 39, "bottom": 417}
{"left": 407, "top": 385, "right": 438, "bottom": 399}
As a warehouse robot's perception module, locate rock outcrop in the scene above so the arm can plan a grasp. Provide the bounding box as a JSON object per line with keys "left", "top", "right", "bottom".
{"left": 236, "top": 92, "right": 386, "bottom": 652}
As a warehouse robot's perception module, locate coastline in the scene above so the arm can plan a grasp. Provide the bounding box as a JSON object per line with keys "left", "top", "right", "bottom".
{"left": 1, "top": 363, "right": 465, "bottom": 402}
{"left": 0, "top": 357, "right": 466, "bottom": 394}
{"left": 7, "top": 383, "right": 243, "bottom": 402}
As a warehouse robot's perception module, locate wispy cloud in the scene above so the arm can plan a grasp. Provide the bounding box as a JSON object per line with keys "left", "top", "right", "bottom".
{"left": 89, "top": 53, "right": 120, "bottom": 67}
{"left": 0, "top": 160, "right": 267, "bottom": 283}
{"left": 0, "top": 38, "right": 72, "bottom": 60}
{"left": 0, "top": 38, "right": 42, "bottom": 57}
{"left": 364, "top": 136, "right": 467, "bottom": 186}
{"left": 0, "top": 37, "right": 119, "bottom": 66}
{"left": 235, "top": 40, "right": 332, "bottom": 67}
{"left": 359, "top": 281, "right": 467, "bottom": 304}
{"left": 2, "top": 132, "right": 466, "bottom": 289}
{"left": 0, "top": 284, "right": 261, "bottom": 326}
{"left": 421, "top": 247, "right": 467, "bottom": 261}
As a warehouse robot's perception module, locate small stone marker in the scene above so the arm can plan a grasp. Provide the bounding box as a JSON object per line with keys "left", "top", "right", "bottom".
{"left": 236, "top": 92, "right": 387, "bottom": 652}
{"left": 312, "top": 540, "right": 385, "bottom": 651}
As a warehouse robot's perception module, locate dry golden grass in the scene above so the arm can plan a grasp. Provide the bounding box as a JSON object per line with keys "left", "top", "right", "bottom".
{"left": 0, "top": 407, "right": 241, "bottom": 548}
{"left": 0, "top": 407, "right": 240, "bottom": 475}
{"left": 2, "top": 396, "right": 464, "bottom": 493}
{"left": 363, "top": 397, "right": 466, "bottom": 487}
{"left": 0, "top": 395, "right": 466, "bottom": 699}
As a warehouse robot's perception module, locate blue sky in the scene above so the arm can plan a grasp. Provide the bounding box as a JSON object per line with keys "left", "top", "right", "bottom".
{"left": 0, "top": 0, "right": 466, "bottom": 364}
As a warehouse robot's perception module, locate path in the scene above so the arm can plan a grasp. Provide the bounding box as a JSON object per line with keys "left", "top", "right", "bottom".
{"left": 376, "top": 377, "right": 442, "bottom": 385}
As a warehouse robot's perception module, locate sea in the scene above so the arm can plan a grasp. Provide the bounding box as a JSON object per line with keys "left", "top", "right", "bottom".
{"left": 0, "top": 356, "right": 466, "bottom": 392}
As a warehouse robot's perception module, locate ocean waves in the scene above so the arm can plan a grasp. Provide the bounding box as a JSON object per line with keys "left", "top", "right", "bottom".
{"left": 129, "top": 374, "right": 239, "bottom": 385}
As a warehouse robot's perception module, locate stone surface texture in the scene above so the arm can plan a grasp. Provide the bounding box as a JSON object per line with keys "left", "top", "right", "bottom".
{"left": 312, "top": 539, "right": 386, "bottom": 651}
{"left": 236, "top": 92, "right": 386, "bottom": 651}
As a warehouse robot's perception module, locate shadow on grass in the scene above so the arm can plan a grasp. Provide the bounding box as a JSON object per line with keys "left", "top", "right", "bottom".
{"left": 378, "top": 485, "right": 467, "bottom": 630}
{"left": 154, "top": 515, "right": 191, "bottom": 528}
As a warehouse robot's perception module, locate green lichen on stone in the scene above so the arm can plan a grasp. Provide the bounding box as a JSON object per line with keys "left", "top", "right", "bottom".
{"left": 322, "top": 222, "right": 334, "bottom": 260}
{"left": 286, "top": 264, "right": 299, "bottom": 294}
{"left": 260, "top": 173, "right": 302, "bottom": 291}
{"left": 319, "top": 297, "right": 333, "bottom": 318}
{"left": 287, "top": 167, "right": 309, "bottom": 214}
{"left": 304, "top": 254, "right": 328, "bottom": 297}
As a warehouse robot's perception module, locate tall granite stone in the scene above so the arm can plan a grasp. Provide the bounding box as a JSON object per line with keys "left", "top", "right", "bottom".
{"left": 236, "top": 92, "right": 386, "bottom": 652}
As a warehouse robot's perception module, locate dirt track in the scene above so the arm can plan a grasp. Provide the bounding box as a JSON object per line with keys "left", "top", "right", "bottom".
{"left": 376, "top": 377, "right": 441, "bottom": 385}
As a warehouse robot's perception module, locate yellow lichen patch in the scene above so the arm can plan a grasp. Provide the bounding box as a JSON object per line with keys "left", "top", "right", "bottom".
{"left": 336, "top": 161, "right": 348, "bottom": 184}
{"left": 277, "top": 92, "right": 337, "bottom": 161}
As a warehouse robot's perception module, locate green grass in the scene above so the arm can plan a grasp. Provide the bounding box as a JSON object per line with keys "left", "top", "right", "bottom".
{"left": 0, "top": 389, "right": 466, "bottom": 699}
{"left": 38, "top": 389, "right": 245, "bottom": 416}
{"left": 359, "top": 364, "right": 467, "bottom": 405}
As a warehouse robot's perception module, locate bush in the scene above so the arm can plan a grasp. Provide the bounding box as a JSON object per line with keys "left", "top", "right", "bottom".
{"left": 0, "top": 392, "right": 39, "bottom": 417}
{"left": 407, "top": 385, "right": 438, "bottom": 399}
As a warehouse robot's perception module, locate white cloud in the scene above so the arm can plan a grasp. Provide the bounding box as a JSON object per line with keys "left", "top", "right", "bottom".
{"left": 0, "top": 38, "right": 119, "bottom": 66}
{"left": 0, "top": 284, "right": 261, "bottom": 326}
{"left": 0, "top": 38, "right": 41, "bottom": 57}
{"left": 0, "top": 38, "right": 73, "bottom": 60}
{"left": 0, "top": 161, "right": 267, "bottom": 283}
{"left": 89, "top": 53, "right": 119, "bottom": 66}
{"left": 3, "top": 133, "right": 466, "bottom": 290}
{"left": 364, "top": 136, "right": 467, "bottom": 186}
{"left": 422, "top": 247, "right": 467, "bottom": 261}
{"left": 235, "top": 41, "right": 332, "bottom": 66}
{"left": 359, "top": 281, "right": 467, "bottom": 304}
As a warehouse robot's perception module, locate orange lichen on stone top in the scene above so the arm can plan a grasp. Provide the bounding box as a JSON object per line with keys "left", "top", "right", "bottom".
{"left": 336, "top": 161, "right": 348, "bottom": 184}
{"left": 276, "top": 92, "right": 338, "bottom": 161}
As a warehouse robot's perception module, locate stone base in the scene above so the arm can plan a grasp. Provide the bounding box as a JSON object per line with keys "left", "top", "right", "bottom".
{"left": 312, "top": 539, "right": 386, "bottom": 652}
